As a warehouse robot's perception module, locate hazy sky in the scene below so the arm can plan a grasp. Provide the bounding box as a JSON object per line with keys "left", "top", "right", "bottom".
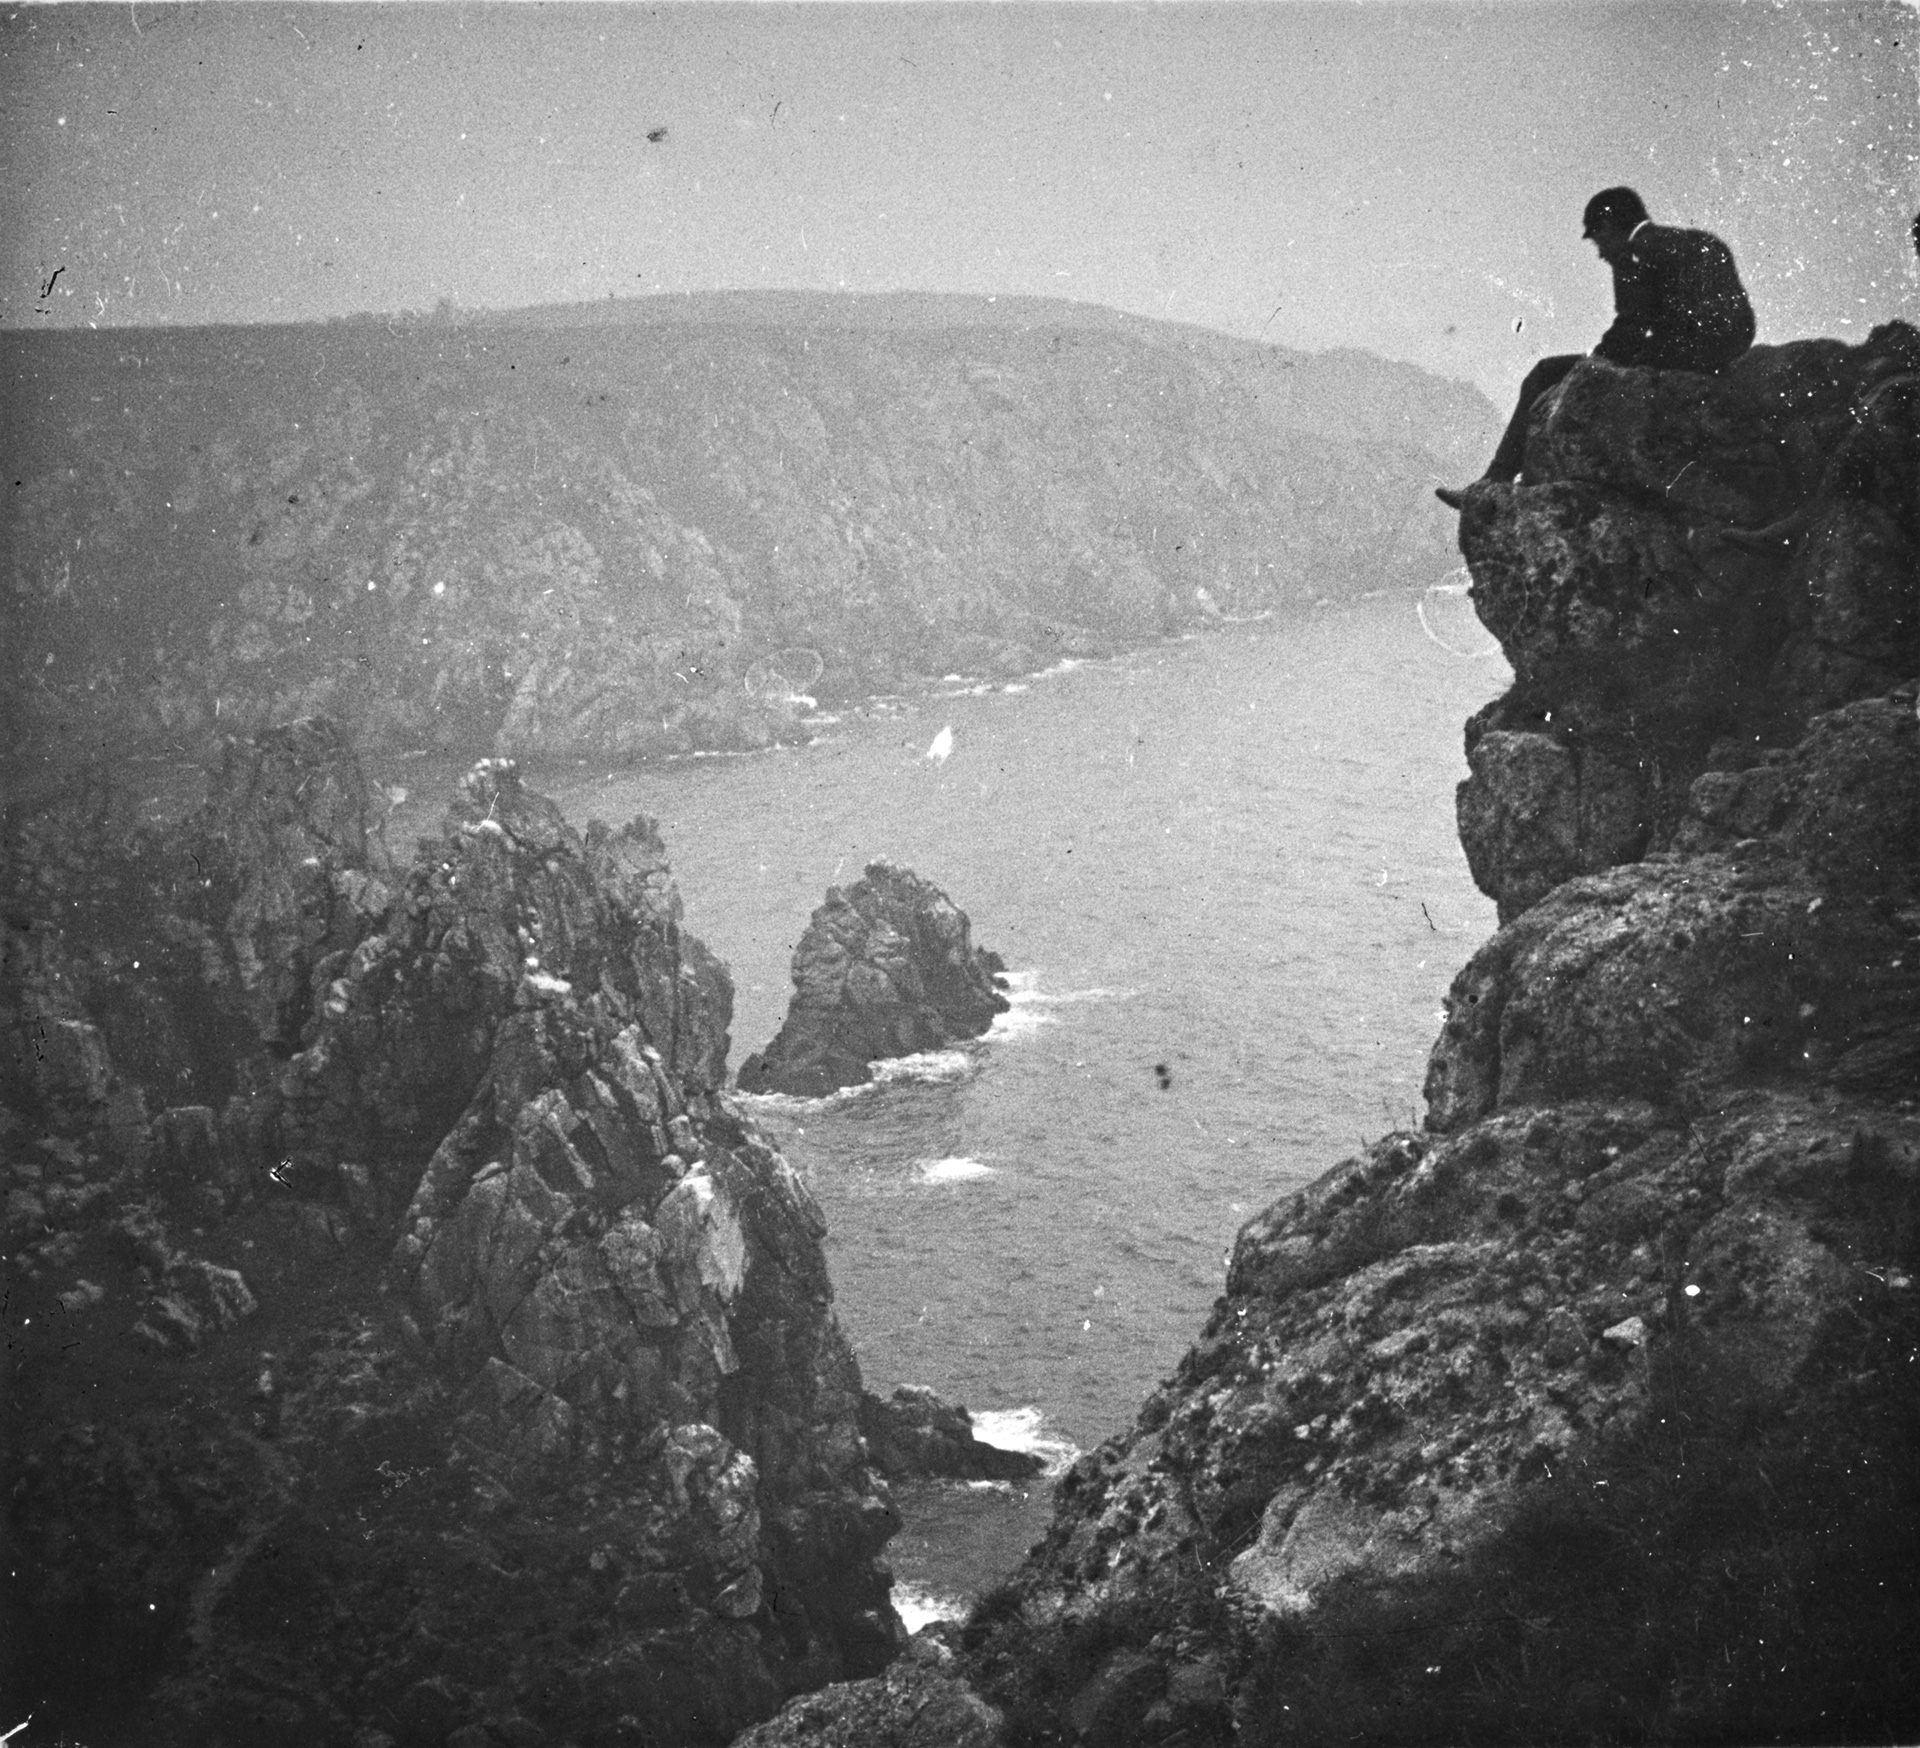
{"left": 4, "top": 1, "right": 1917, "bottom": 396}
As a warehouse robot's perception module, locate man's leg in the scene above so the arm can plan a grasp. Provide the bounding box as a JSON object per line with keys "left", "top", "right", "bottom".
{"left": 1438, "top": 354, "right": 1583, "bottom": 506}
{"left": 1483, "top": 353, "right": 1583, "bottom": 481}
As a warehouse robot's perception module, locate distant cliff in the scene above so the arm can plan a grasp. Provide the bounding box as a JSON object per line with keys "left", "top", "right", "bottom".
{"left": 735, "top": 328, "right": 1920, "bottom": 1746}
{"left": 1, "top": 294, "right": 1491, "bottom": 772}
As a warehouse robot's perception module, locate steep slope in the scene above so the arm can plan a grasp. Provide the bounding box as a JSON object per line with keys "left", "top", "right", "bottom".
{"left": 736, "top": 326, "right": 1920, "bottom": 1746}
{"left": 1, "top": 296, "right": 1491, "bottom": 776}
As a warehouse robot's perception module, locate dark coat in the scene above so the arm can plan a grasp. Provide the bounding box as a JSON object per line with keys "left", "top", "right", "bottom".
{"left": 1593, "top": 221, "right": 1756, "bottom": 373}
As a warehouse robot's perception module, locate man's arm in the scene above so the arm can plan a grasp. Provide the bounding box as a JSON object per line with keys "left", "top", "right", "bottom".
{"left": 1693, "top": 232, "right": 1756, "bottom": 361}
{"left": 1592, "top": 240, "right": 1663, "bottom": 366}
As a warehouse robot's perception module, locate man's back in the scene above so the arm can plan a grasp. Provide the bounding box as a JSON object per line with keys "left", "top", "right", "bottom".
{"left": 1596, "top": 222, "right": 1756, "bottom": 374}
{"left": 1436, "top": 191, "right": 1759, "bottom": 501}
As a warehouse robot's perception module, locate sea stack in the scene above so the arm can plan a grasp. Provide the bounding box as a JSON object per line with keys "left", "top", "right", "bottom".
{"left": 735, "top": 325, "right": 1920, "bottom": 1745}
{"left": 737, "top": 859, "right": 1010, "bottom": 1097}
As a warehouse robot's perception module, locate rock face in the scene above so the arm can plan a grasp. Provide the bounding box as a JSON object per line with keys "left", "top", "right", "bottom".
{"left": 734, "top": 332, "right": 1920, "bottom": 1746}
{"left": 1453, "top": 324, "right": 1919, "bottom": 924}
{"left": 4, "top": 737, "right": 903, "bottom": 1745}
{"left": 733, "top": 1635, "right": 1005, "bottom": 1748}
{"left": 738, "top": 860, "right": 1009, "bottom": 1097}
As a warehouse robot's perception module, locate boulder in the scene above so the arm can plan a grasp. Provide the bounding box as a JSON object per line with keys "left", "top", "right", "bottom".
{"left": 732, "top": 1634, "right": 1004, "bottom": 1748}
{"left": 738, "top": 860, "right": 1009, "bottom": 1096}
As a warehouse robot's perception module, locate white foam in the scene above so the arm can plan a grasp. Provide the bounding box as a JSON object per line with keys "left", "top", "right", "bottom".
{"left": 730, "top": 1047, "right": 974, "bottom": 1108}
{"left": 968, "top": 1407, "right": 1080, "bottom": 1477}
{"left": 996, "top": 970, "right": 1136, "bottom": 1009}
{"left": 871, "top": 1049, "right": 975, "bottom": 1086}
{"left": 893, "top": 1583, "right": 968, "bottom": 1634}
{"left": 987, "top": 1001, "right": 1057, "bottom": 1039}
{"left": 727, "top": 1086, "right": 827, "bottom": 1116}
{"left": 990, "top": 971, "right": 1140, "bottom": 1039}
{"left": 919, "top": 1156, "right": 994, "bottom": 1183}
{"left": 735, "top": 1078, "right": 895, "bottom": 1114}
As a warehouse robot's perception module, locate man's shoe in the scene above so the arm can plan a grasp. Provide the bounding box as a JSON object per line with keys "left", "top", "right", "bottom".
{"left": 1434, "top": 485, "right": 1469, "bottom": 510}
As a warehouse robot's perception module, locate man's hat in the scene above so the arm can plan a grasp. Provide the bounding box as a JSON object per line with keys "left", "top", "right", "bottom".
{"left": 1583, "top": 186, "right": 1650, "bottom": 237}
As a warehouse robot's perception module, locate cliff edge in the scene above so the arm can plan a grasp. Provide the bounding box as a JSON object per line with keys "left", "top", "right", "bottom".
{"left": 736, "top": 329, "right": 1920, "bottom": 1745}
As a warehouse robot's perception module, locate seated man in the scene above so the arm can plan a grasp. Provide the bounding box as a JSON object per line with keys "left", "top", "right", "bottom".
{"left": 1438, "top": 186, "right": 1755, "bottom": 506}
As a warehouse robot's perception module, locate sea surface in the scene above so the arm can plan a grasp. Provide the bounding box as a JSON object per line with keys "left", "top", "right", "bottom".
{"left": 405, "top": 590, "right": 1509, "bottom": 1621}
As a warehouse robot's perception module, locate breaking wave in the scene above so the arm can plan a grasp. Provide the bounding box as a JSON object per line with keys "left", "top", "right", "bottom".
{"left": 917, "top": 1155, "right": 994, "bottom": 1183}
{"left": 970, "top": 1406, "right": 1080, "bottom": 1477}
{"left": 893, "top": 1582, "right": 969, "bottom": 1633}
{"left": 872, "top": 1048, "right": 977, "bottom": 1086}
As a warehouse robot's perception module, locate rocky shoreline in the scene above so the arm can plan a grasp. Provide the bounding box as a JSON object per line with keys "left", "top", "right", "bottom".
{"left": 734, "top": 327, "right": 1920, "bottom": 1744}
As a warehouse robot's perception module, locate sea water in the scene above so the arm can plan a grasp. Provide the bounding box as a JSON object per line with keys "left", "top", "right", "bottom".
{"left": 425, "top": 593, "right": 1507, "bottom": 1619}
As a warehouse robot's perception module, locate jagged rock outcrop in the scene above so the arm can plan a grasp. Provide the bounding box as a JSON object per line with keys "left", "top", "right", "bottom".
{"left": 1453, "top": 324, "right": 1918, "bottom": 923}
{"left": 737, "top": 860, "right": 1008, "bottom": 1097}
{"left": 734, "top": 1635, "right": 1005, "bottom": 1748}
{"left": 4, "top": 716, "right": 393, "bottom": 1122}
{"left": 730, "top": 333, "right": 1920, "bottom": 1746}
{"left": 4, "top": 738, "right": 906, "bottom": 1745}
{"left": 859, "top": 1386, "right": 1044, "bottom": 1484}
{"left": 274, "top": 757, "right": 733, "bottom": 1212}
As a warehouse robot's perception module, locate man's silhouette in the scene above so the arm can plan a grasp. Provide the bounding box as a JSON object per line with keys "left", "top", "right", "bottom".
{"left": 1438, "top": 187, "right": 1755, "bottom": 506}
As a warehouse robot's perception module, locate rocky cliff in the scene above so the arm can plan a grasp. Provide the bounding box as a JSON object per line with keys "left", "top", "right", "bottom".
{"left": 2, "top": 295, "right": 1491, "bottom": 778}
{"left": 3, "top": 735, "right": 904, "bottom": 1744}
{"left": 737, "top": 860, "right": 1008, "bottom": 1098}
{"left": 734, "top": 328, "right": 1920, "bottom": 1746}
